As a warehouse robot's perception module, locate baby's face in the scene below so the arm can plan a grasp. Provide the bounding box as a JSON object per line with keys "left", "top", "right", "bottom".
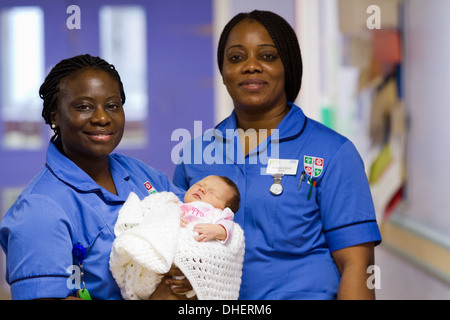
{"left": 184, "top": 176, "right": 232, "bottom": 209}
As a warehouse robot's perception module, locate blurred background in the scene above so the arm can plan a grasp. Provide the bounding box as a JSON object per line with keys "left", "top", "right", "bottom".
{"left": 0, "top": 0, "right": 449, "bottom": 299}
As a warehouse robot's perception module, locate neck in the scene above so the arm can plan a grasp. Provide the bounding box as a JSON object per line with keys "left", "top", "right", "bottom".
{"left": 65, "top": 151, "right": 117, "bottom": 195}
{"left": 78, "top": 158, "right": 110, "bottom": 180}
{"left": 234, "top": 103, "right": 289, "bottom": 156}
{"left": 235, "top": 104, "right": 289, "bottom": 131}
{"left": 83, "top": 160, "right": 118, "bottom": 195}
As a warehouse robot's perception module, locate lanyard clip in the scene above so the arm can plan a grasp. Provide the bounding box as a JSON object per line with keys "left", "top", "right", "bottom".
{"left": 270, "top": 174, "right": 284, "bottom": 196}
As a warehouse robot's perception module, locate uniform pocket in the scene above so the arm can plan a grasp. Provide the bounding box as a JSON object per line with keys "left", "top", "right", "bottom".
{"left": 272, "top": 175, "right": 323, "bottom": 251}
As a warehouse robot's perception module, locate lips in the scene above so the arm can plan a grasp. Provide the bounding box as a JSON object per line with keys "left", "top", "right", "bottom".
{"left": 239, "top": 79, "right": 268, "bottom": 92}
{"left": 85, "top": 130, "right": 114, "bottom": 142}
{"left": 192, "top": 192, "right": 202, "bottom": 200}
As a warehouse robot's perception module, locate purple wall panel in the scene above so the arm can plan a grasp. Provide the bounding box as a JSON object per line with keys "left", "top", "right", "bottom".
{"left": 144, "top": 0, "right": 214, "bottom": 177}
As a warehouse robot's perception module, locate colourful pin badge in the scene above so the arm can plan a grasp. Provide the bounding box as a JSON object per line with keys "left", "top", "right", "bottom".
{"left": 144, "top": 181, "right": 157, "bottom": 194}
{"left": 304, "top": 156, "right": 322, "bottom": 200}
{"left": 304, "top": 155, "right": 324, "bottom": 178}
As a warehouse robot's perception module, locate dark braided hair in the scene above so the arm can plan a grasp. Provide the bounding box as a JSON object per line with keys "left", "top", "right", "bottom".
{"left": 217, "top": 10, "right": 303, "bottom": 103}
{"left": 39, "top": 54, "right": 126, "bottom": 141}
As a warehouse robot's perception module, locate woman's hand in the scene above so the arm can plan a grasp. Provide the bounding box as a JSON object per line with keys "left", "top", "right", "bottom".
{"left": 148, "top": 265, "right": 197, "bottom": 300}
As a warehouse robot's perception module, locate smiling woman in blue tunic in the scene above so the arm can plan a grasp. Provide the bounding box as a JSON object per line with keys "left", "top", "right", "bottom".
{"left": 173, "top": 10, "right": 382, "bottom": 300}
{"left": 0, "top": 54, "right": 191, "bottom": 300}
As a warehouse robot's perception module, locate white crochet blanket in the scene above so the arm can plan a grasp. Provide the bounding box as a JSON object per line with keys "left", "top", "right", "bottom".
{"left": 109, "top": 191, "right": 245, "bottom": 300}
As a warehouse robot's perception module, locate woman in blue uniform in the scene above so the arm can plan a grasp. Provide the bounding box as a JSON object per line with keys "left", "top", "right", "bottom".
{"left": 0, "top": 54, "right": 192, "bottom": 300}
{"left": 173, "top": 10, "right": 382, "bottom": 299}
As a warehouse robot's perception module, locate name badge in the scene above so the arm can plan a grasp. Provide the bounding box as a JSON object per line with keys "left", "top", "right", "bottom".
{"left": 266, "top": 159, "right": 299, "bottom": 176}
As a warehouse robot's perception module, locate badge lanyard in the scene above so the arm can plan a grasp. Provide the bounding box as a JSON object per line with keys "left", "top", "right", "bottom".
{"left": 72, "top": 243, "right": 92, "bottom": 300}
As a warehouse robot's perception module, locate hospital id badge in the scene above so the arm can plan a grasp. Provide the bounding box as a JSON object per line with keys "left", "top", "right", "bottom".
{"left": 266, "top": 159, "right": 299, "bottom": 176}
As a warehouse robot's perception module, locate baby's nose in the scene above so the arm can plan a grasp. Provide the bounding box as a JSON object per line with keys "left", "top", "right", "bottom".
{"left": 198, "top": 186, "right": 206, "bottom": 194}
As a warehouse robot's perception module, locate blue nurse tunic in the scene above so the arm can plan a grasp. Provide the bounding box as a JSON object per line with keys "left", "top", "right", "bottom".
{"left": 173, "top": 103, "right": 382, "bottom": 299}
{"left": 0, "top": 140, "right": 185, "bottom": 300}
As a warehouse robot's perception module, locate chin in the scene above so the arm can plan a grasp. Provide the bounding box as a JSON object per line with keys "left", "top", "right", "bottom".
{"left": 87, "top": 145, "right": 118, "bottom": 158}
{"left": 236, "top": 101, "right": 273, "bottom": 113}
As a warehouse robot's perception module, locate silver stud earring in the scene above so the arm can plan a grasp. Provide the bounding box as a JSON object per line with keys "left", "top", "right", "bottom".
{"left": 51, "top": 124, "right": 56, "bottom": 129}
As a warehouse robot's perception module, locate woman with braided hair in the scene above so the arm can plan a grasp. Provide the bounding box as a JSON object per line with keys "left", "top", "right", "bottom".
{"left": 174, "top": 10, "right": 382, "bottom": 299}
{"left": 0, "top": 54, "right": 194, "bottom": 300}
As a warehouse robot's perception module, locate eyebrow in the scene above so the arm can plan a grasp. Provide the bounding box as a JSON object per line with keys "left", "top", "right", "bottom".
{"left": 225, "top": 44, "right": 277, "bottom": 53}
{"left": 72, "top": 95, "right": 121, "bottom": 101}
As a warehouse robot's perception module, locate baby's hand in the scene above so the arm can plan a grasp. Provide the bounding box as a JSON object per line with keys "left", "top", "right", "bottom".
{"left": 193, "top": 224, "right": 226, "bottom": 242}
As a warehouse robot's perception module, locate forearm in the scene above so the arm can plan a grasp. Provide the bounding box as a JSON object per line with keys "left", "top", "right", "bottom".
{"left": 332, "top": 242, "right": 376, "bottom": 300}
{"left": 337, "top": 265, "right": 375, "bottom": 300}
{"left": 194, "top": 223, "right": 227, "bottom": 241}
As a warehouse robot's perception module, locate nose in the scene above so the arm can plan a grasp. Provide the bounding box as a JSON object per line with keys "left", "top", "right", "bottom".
{"left": 91, "top": 106, "right": 111, "bottom": 125}
{"left": 198, "top": 186, "right": 206, "bottom": 194}
{"left": 242, "top": 55, "right": 262, "bottom": 74}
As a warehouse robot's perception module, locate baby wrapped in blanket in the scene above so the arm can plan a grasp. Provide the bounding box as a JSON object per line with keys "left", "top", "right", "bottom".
{"left": 109, "top": 175, "right": 245, "bottom": 300}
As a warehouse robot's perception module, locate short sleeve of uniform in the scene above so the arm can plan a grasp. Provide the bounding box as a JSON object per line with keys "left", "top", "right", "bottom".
{"left": 0, "top": 194, "right": 74, "bottom": 299}
{"left": 173, "top": 159, "right": 189, "bottom": 191}
{"left": 318, "top": 140, "right": 381, "bottom": 252}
